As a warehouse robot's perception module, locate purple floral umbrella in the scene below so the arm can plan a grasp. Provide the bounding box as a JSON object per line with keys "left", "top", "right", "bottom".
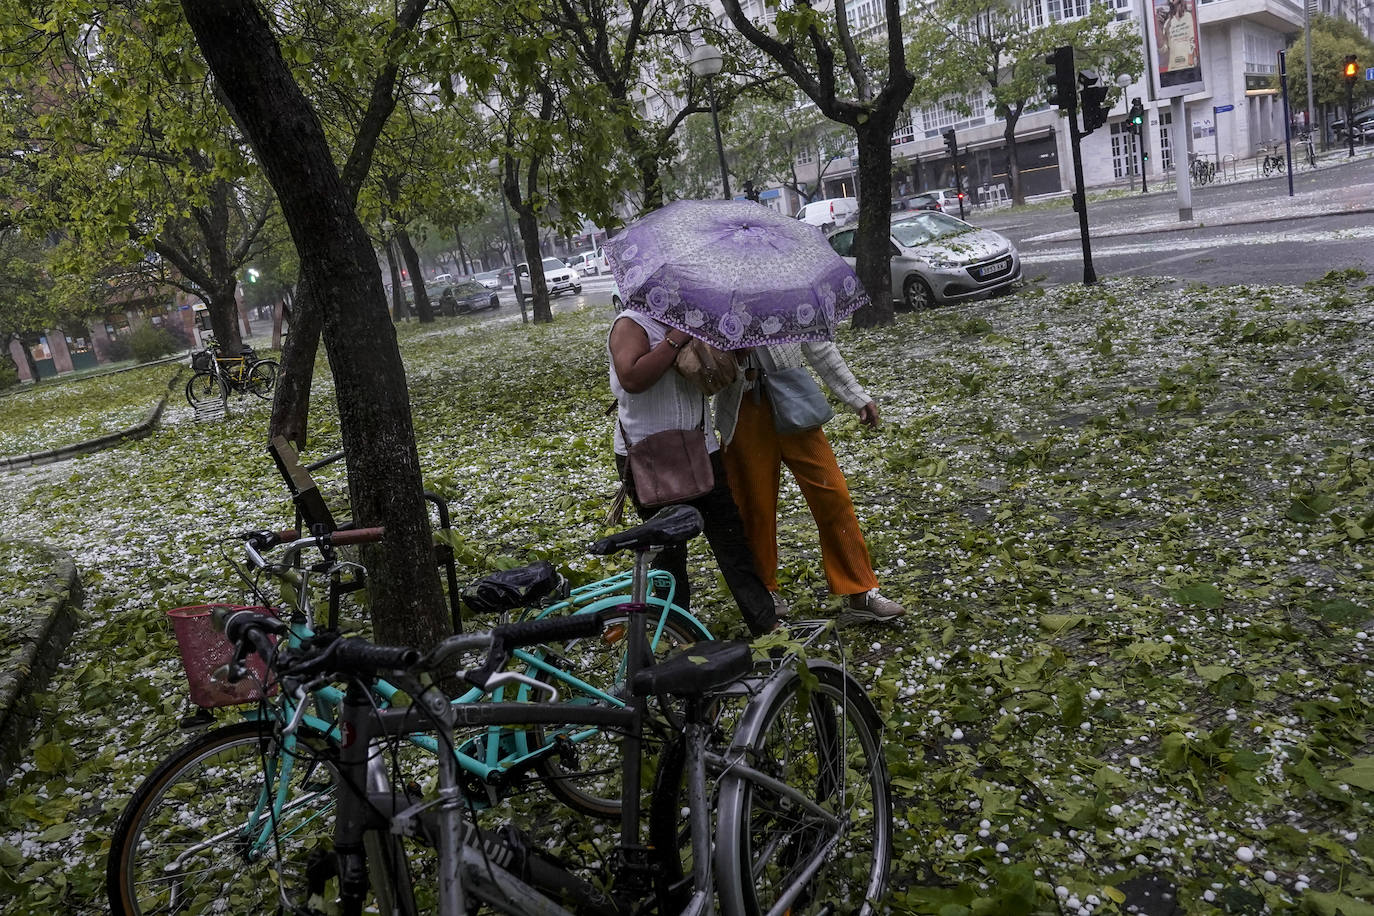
{"left": 604, "top": 199, "right": 870, "bottom": 350}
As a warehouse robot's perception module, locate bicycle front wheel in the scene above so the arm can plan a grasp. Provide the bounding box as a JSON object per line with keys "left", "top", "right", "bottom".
{"left": 106, "top": 720, "right": 339, "bottom": 915}
{"left": 532, "top": 604, "right": 709, "bottom": 819}
{"left": 715, "top": 662, "right": 893, "bottom": 916}
{"left": 247, "top": 360, "right": 279, "bottom": 400}
{"left": 185, "top": 371, "right": 227, "bottom": 407}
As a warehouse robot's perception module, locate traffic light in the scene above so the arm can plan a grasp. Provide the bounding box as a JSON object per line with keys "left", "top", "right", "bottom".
{"left": 1128, "top": 98, "right": 1145, "bottom": 134}
{"left": 943, "top": 129, "right": 958, "bottom": 158}
{"left": 1079, "top": 71, "right": 1110, "bottom": 135}
{"left": 1045, "top": 45, "right": 1076, "bottom": 111}
{"left": 1345, "top": 55, "right": 1359, "bottom": 85}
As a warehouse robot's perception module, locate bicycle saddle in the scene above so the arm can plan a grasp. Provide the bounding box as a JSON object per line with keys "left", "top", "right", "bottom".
{"left": 630, "top": 639, "right": 754, "bottom": 699}
{"left": 589, "top": 505, "right": 704, "bottom": 556}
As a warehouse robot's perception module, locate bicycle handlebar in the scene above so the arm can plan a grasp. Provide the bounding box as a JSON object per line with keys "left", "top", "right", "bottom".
{"left": 237, "top": 526, "right": 385, "bottom": 570}
{"left": 465, "top": 612, "right": 607, "bottom": 691}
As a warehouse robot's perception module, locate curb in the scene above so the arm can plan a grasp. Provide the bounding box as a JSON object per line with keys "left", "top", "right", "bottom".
{"left": 0, "top": 542, "right": 82, "bottom": 787}
{"left": 1029, "top": 204, "right": 1374, "bottom": 244}
{"left": 0, "top": 366, "right": 184, "bottom": 471}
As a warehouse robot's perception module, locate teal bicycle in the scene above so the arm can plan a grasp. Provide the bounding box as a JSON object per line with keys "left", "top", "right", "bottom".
{"left": 106, "top": 449, "right": 711, "bottom": 914}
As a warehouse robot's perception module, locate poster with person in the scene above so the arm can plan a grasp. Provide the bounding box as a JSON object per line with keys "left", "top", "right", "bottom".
{"left": 1148, "top": 0, "right": 1205, "bottom": 98}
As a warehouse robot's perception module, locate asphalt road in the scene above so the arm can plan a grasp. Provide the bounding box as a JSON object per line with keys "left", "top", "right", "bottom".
{"left": 978, "top": 152, "right": 1374, "bottom": 288}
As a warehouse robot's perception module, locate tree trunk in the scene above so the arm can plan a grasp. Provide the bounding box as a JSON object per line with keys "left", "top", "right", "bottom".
{"left": 204, "top": 283, "right": 245, "bottom": 353}
{"left": 1004, "top": 113, "right": 1025, "bottom": 206}
{"left": 849, "top": 123, "right": 897, "bottom": 328}
{"left": 453, "top": 226, "right": 470, "bottom": 275}
{"left": 515, "top": 205, "right": 552, "bottom": 323}
{"left": 269, "top": 277, "right": 320, "bottom": 450}
{"left": 384, "top": 241, "right": 406, "bottom": 320}
{"left": 182, "top": 0, "right": 448, "bottom": 651}
{"left": 396, "top": 228, "right": 433, "bottom": 323}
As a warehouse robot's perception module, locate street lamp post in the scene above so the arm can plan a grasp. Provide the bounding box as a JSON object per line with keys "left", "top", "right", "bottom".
{"left": 689, "top": 43, "right": 731, "bottom": 200}
{"left": 490, "top": 159, "right": 528, "bottom": 324}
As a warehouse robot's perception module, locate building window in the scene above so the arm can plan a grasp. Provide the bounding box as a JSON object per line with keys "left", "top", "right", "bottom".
{"left": 892, "top": 109, "right": 915, "bottom": 145}
{"left": 1242, "top": 23, "right": 1283, "bottom": 74}
{"left": 795, "top": 146, "right": 815, "bottom": 165}
{"left": 1109, "top": 122, "right": 1132, "bottom": 178}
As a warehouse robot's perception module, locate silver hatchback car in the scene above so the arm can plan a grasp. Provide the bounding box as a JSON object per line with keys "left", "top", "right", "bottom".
{"left": 828, "top": 211, "right": 1021, "bottom": 310}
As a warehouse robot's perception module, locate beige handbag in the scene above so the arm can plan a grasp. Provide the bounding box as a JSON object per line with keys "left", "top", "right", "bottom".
{"left": 674, "top": 338, "right": 738, "bottom": 395}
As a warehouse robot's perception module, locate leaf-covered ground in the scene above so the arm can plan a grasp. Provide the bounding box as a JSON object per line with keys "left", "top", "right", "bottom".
{"left": 0, "top": 364, "right": 179, "bottom": 457}
{"left": 0, "top": 278, "right": 1372, "bottom": 914}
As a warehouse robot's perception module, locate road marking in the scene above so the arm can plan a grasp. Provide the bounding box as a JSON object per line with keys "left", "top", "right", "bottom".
{"left": 1021, "top": 224, "right": 1374, "bottom": 264}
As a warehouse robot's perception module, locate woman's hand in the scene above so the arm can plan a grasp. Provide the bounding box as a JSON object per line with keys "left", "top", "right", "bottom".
{"left": 857, "top": 401, "right": 880, "bottom": 428}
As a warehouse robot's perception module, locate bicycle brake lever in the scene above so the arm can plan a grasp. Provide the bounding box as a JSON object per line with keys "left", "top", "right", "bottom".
{"left": 483, "top": 671, "right": 560, "bottom": 703}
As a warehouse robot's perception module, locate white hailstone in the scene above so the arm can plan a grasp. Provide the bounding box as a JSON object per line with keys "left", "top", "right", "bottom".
{"left": 1297, "top": 874, "right": 1310, "bottom": 884}
{"left": 1130, "top": 757, "right": 1142, "bottom": 769}
{"left": 1080, "top": 721, "right": 1092, "bottom": 731}
{"left": 1358, "top": 633, "right": 1369, "bottom": 640}
{"left": 1056, "top": 886, "right": 1070, "bottom": 898}
{"left": 1345, "top": 832, "right": 1359, "bottom": 841}
{"left": 1264, "top": 870, "right": 1277, "bottom": 883}
{"left": 1088, "top": 689, "right": 1103, "bottom": 701}
{"left": 1203, "top": 891, "right": 1216, "bottom": 903}
{"left": 1295, "top": 882, "right": 1309, "bottom": 893}
{"left": 1162, "top": 634, "right": 1174, "bottom": 643}
{"left": 1235, "top": 846, "right": 1255, "bottom": 863}
{"left": 985, "top": 686, "right": 995, "bottom": 696}
{"left": 1087, "top": 895, "right": 1100, "bottom": 905}
{"left": 980, "top": 819, "right": 992, "bottom": 829}
{"left": 1066, "top": 896, "right": 1081, "bottom": 910}
{"left": 1109, "top": 805, "right": 1123, "bottom": 816}
{"left": 996, "top": 842, "right": 1009, "bottom": 853}
{"left": 872, "top": 642, "right": 882, "bottom": 651}
{"left": 1135, "top": 854, "right": 1149, "bottom": 865}
{"left": 951, "top": 728, "right": 964, "bottom": 740}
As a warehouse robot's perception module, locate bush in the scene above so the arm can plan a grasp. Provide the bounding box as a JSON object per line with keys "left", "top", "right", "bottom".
{"left": 103, "top": 336, "right": 132, "bottom": 363}
{"left": 0, "top": 354, "right": 18, "bottom": 390}
{"left": 128, "top": 324, "right": 179, "bottom": 363}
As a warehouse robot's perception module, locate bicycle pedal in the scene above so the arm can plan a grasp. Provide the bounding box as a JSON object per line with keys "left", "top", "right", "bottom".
{"left": 553, "top": 734, "right": 579, "bottom": 768}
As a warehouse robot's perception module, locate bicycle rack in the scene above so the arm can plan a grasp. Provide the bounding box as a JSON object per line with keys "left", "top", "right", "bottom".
{"left": 1221, "top": 154, "right": 1237, "bottom": 182}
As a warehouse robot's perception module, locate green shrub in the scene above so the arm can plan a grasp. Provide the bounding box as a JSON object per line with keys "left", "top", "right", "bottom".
{"left": 128, "top": 324, "right": 179, "bottom": 363}
{"left": 0, "top": 353, "right": 18, "bottom": 390}
{"left": 104, "top": 336, "right": 133, "bottom": 362}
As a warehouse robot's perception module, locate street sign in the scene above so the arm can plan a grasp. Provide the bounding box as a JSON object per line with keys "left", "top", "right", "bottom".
{"left": 1214, "top": 104, "right": 1234, "bottom": 113}
{"left": 1367, "top": 66, "right": 1374, "bottom": 81}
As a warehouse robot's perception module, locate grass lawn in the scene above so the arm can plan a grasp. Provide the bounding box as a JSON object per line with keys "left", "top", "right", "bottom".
{"left": 0, "top": 364, "right": 181, "bottom": 458}
{"left": 0, "top": 276, "right": 1372, "bottom": 914}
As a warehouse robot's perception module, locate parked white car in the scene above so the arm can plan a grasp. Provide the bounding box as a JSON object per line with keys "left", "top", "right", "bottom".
{"left": 517, "top": 257, "right": 582, "bottom": 297}
{"left": 569, "top": 249, "right": 609, "bottom": 276}
{"left": 827, "top": 211, "right": 1021, "bottom": 310}
{"left": 795, "top": 197, "right": 859, "bottom": 231}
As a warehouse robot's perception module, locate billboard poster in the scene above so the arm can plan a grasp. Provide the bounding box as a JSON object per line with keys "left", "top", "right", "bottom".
{"left": 1147, "top": 0, "right": 1205, "bottom": 98}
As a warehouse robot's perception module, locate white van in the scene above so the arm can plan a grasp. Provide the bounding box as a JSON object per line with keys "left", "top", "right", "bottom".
{"left": 795, "top": 197, "right": 859, "bottom": 230}
{"left": 569, "top": 249, "right": 608, "bottom": 276}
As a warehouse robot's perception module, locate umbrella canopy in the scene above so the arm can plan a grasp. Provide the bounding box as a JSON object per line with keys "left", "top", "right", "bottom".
{"left": 605, "top": 199, "right": 870, "bottom": 350}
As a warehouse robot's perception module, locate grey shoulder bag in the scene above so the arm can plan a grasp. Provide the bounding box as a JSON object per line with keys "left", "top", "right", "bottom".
{"left": 761, "top": 366, "right": 835, "bottom": 435}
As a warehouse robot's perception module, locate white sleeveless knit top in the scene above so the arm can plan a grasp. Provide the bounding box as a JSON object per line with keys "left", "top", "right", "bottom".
{"left": 608, "top": 310, "right": 719, "bottom": 457}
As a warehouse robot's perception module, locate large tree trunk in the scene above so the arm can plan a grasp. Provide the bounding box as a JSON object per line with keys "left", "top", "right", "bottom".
{"left": 204, "top": 283, "right": 245, "bottom": 353}
{"left": 396, "top": 228, "right": 434, "bottom": 323}
{"left": 183, "top": 0, "right": 448, "bottom": 650}
{"left": 1004, "top": 112, "right": 1025, "bottom": 206}
{"left": 850, "top": 123, "right": 897, "bottom": 328}
{"left": 453, "top": 226, "right": 470, "bottom": 275}
{"left": 269, "top": 277, "right": 321, "bottom": 449}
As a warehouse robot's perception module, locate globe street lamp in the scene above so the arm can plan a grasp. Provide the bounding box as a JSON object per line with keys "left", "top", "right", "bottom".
{"left": 689, "top": 43, "right": 731, "bottom": 200}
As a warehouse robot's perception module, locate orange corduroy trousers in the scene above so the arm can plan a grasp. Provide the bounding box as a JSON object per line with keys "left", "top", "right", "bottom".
{"left": 722, "top": 392, "right": 879, "bottom": 597}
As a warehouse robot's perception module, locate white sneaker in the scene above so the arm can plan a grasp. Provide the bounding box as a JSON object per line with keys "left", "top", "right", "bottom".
{"left": 771, "top": 592, "right": 790, "bottom": 619}
{"left": 840, "top": 589, "right": 905, "bottom": 623}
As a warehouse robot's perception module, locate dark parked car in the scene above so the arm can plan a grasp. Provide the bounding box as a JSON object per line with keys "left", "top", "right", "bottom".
{"left": 436, "top": 280, "right": 500, "bottom": 316}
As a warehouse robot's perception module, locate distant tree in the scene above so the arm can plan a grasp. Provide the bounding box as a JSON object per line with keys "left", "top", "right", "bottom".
{"left": 1281, "top": 15, "right": 1374, "bottom": 131}
{"left": 907, "top": 0, "right": 1141, "bottom": 206}
{"left": 721, "top": 93, "right": 854, "bottom": 205}
{"left": 720, "top": 0, "right": 916, "bottom": 328}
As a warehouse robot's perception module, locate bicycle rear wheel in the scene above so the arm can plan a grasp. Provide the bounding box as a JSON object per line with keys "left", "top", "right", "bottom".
{"left": 107, "top": 720, "right": 340, "bottom": 915}
{"left": 185, "top": 371, "right": 227, "bottom": 407}
{"left": 532, "top": 604, "right": 709, "bottom": 819}
{"left": 715, "top": 663, "right": 893, "bottom": 916}
{"left": 247, "top": 360, "right": 279, "bottom": 400}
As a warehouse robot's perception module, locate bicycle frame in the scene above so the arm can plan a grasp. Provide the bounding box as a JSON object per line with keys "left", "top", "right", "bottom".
{"left": 225, "top": 535, "right": 711, "bottom": 863}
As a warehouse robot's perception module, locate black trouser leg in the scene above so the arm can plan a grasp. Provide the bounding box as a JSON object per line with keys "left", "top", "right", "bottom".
{"left": 615, "top": 451, "right": 777, "bottom": 636}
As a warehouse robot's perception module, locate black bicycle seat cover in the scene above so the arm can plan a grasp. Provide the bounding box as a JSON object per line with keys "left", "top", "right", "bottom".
{"left": 589, "top": 505, "right": 704, "bottom": 556}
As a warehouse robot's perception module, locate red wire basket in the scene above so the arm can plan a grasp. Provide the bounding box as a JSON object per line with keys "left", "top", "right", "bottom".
{"left": 167, "top": 605, "right": 278, "bottom": 709}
